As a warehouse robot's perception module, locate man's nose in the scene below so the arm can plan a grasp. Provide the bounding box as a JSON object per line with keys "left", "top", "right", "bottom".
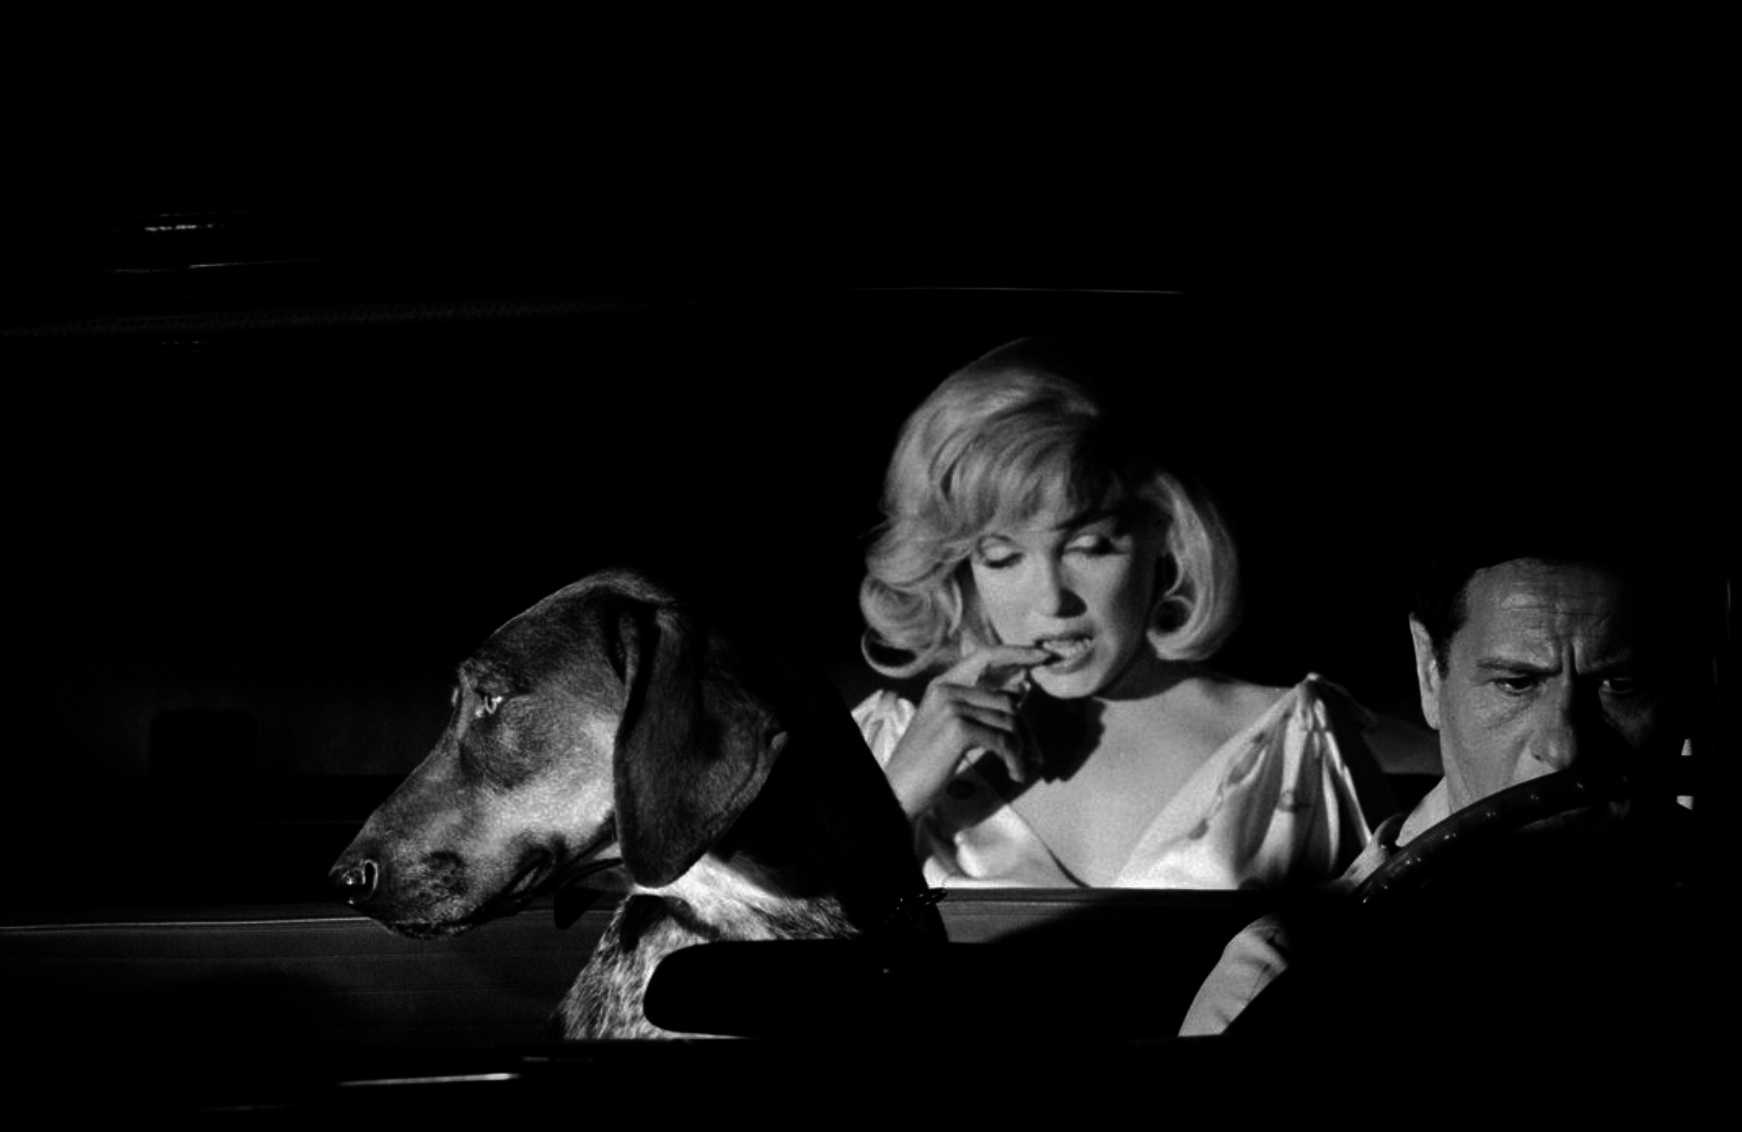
{"left": 1529, "top": 686, "right": 1614, "bottom": 773}
{"left": 1532, "top": 706, "right": 1581, "bottom": 772}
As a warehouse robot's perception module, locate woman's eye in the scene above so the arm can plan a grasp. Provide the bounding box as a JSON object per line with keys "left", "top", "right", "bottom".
{"left": 975, "top": 547, "right": 1021, "bottom": 570}
{"left": 1067, "top": 535, "right": 1117, "bottom": 556}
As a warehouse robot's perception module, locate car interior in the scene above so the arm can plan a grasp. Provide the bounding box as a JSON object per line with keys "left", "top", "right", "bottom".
{"left": 2, "top": 194, "right": 1725, "bottom": 1116}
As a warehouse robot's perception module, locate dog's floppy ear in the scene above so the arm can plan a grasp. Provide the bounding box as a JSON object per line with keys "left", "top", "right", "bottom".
{"left": 607, "top": 597, "right": 786, "bottom": 887}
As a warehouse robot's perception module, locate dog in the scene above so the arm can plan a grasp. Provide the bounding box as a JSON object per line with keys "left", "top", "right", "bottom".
{"left": 329, "top": 568, "right": 944, "bottom": 1039}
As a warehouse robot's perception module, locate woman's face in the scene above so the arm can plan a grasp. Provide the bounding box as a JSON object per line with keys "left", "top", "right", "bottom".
{"left": 967, "top": 503, "right": 1161, "bottom": 699}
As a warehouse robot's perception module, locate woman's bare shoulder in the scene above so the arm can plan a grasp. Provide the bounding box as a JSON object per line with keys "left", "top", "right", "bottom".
{"left": 1166, "top": 672, "right": 1291, "bottom": 748}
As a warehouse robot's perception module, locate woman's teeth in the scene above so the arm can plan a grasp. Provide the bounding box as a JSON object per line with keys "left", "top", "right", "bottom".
{"left": 1037, "top": 636, "right": 1091, "bottom": 663}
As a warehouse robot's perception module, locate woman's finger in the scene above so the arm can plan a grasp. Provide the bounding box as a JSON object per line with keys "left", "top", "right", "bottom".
{"left": 943, "top": 644, "right": 1052, "bottom": 689}
{"left": 929, "top": 682, "right": 1021, "bottom": 716}
{"left": 960, "top": 724, "right": 1030, "bottom": 784}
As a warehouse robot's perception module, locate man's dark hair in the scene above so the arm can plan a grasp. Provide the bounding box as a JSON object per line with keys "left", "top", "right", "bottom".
{"left": 1408, "top": 488, "right": 1711, "bottom": 674}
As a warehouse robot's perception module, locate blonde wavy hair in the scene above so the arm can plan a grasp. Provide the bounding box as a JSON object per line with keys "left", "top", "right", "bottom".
{"left": 860, "top": 339, "right": 1239, "bottom": 679}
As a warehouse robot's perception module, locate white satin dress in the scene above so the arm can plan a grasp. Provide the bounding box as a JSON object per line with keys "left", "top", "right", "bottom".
{"left": 853, "top": 676, "right": 1376, "bottom": 890}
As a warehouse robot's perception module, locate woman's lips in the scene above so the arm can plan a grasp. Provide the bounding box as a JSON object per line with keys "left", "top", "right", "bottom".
{"left": 1034, "top": 634, "right": 1093, "bottom": 671}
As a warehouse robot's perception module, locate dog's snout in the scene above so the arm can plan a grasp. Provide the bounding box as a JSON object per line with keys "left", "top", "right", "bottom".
{"left": 332, "top": 858, "right": 380, "bottom": 905}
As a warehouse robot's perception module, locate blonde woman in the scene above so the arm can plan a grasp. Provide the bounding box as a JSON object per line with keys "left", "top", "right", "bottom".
{"left": 855, "top": 339, "right": 1387, "bottom": 889}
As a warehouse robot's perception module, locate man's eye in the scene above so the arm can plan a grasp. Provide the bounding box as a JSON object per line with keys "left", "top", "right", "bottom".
{"left": 1494, "top": 676, "right": 1539, "bottom": 695}
{"left": 1603, "top": 677, "right": 1644, "bottom": 697}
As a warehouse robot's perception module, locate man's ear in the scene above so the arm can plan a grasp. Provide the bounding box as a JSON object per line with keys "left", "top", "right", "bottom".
{"left": 1408, "top": 617, "right": 1442, "bottom": 731}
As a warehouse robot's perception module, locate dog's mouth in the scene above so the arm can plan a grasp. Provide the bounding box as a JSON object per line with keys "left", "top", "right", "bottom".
{"left": 549, "top": 826, "right": 625, "bottom": 900}
{"left": 480, "top": 849, "right": 559, "bottom": 918}
{"left": 379, "top": 850, "right": 557, "bottom": 939}
{"left": 478, "top": 827, "right": 624, "bottom": 921}
{"left": 388, "top": 919, "right": 472, "bottom": 941}
{"left": 558, "top": 854, "right": 625, "bottom": 886}
{"left": 381, "top": 828, "right": 622, "bottom": 938}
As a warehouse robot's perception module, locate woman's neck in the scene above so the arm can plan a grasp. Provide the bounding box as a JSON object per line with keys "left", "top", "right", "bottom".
{"left": 1094, "top": 646, "right": 1195, "bottom": 703}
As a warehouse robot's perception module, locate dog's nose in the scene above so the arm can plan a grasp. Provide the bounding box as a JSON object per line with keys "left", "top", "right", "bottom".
{"left": 332, "top": 858, "right": 379, "bottom": 905}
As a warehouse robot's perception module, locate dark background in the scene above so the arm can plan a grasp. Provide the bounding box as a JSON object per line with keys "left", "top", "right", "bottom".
{"left": 2, "top": 75, "right": 1728, "bottom": 907}
{"left": 11, "top": 281, "right": 1447, "bottom": 771}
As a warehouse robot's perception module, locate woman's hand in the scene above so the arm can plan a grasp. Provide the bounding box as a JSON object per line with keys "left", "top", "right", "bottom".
{"left": 883, "top": 644, "right": 1053, "bottom": 817}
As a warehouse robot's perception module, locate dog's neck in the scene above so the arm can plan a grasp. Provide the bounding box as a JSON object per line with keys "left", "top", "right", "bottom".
{"left": 641, "top": 856, "right": 852, "bottom": 938}
{"left": 677, "top": 731, "right": 939, "bottom": 942}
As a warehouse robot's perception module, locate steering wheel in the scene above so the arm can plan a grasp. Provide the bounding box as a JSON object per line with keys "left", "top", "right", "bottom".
{"left": 1351, "top": 763, "right": 1632, "bottom": 907}
{"left": 1225, "top": 761, "right": 1696, "bottom": 1058}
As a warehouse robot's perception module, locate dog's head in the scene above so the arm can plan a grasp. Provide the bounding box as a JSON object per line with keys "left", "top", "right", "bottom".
{"left": 329, "top": 570, "right": 788, "bottom": 938}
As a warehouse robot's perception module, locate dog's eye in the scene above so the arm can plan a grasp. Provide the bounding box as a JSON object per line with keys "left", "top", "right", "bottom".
{"left": 475, "top": 693, "right": 504, "bottom": 719}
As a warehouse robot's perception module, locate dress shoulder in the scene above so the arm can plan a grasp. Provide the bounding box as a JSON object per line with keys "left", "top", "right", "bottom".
{"left": 851, "top": 689, "right": 916, "bottom": 767}
{"left": 1288, "top": 673, "right": 1378, "bottom": 731}
{"left": 1207, "top": 674, "right": 1371, "bottom": 779}
{"left": 1290, "top": 674, "right": 1397, "bottom": 826}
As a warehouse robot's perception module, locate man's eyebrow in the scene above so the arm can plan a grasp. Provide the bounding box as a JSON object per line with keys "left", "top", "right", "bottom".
{"left": 1473, "top": 654, "right": 1644, "bottom": 677}
{"left": 1473, "top": 658, "right": 1557, "bottom": 675}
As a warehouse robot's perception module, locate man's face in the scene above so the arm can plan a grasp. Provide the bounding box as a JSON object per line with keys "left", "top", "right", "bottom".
{"left": 1409, "top": 559, "right": 1680, "bottom": 814}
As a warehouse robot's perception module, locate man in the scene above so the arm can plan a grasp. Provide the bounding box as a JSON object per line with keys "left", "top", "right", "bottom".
{"left": 1180, "top": 508, "right": 1705, "bottom": 1039}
